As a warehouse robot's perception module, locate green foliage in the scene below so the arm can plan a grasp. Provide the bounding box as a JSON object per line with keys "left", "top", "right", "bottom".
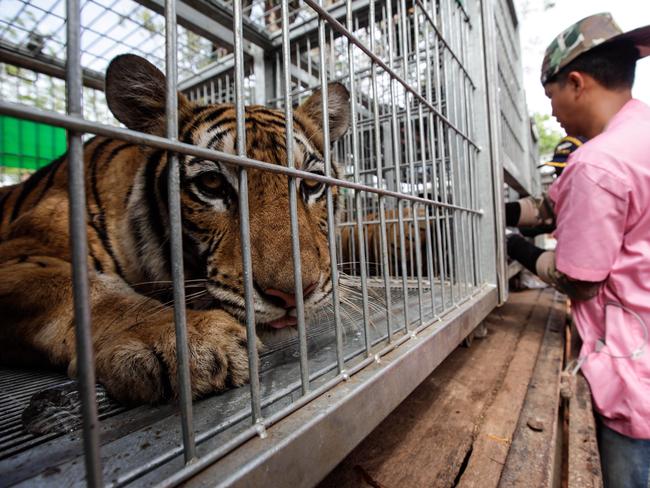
{"left": 136, "top": 10, "right": 164, "bottom": 36}
{"left": 533, "top": 112, "right": 563, "bottom": 160}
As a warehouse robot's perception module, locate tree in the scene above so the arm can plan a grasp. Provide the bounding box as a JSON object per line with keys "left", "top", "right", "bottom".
{"left": 533, "top": 112, "right": 563, "bottom": 161}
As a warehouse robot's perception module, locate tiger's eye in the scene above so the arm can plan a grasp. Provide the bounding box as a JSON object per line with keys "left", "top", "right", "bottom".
{"left": 196, "top": 172, "right": 223, "bottom": 197}
{"left": 302, "top": 178, "right": 322, "bottom": 190}
{"left": 301, "top": 172, "right": 325, "bottom": 198}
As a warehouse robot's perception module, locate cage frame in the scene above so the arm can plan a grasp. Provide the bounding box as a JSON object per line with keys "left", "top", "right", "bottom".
{"left": 0, "top": 0, "right": 539, "bottom": 485}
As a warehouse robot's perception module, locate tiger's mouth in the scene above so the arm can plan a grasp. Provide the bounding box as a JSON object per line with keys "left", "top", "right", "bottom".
{"left": 201, "top": 282, "right": 302, "bottom": 330}
{"left": 204, "top": 279, "right": 330, "bottom": 330}
{"left": 267, "top": 310, "right": 298, "bottom": 329}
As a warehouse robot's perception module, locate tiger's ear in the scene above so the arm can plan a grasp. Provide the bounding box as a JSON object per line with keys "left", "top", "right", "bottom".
{"left": 295, "top": 82, "right": 350, "bottom": 144}
{"left": 105, "top": 54, "right": 192, "bottom": 136}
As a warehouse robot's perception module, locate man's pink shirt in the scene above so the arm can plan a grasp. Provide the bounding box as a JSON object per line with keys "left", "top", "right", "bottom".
{"left": 549, "top": 98, "right": 650, "bottom": 439}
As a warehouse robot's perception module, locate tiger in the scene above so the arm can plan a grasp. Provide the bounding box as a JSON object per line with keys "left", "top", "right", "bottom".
{"left": 0, "top": 54, "right": 350, "bottom": 405}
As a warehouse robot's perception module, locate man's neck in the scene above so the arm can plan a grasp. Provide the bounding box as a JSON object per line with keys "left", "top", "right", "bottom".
{"left": 584, "top": 89, "right": 632, "bottom": 138}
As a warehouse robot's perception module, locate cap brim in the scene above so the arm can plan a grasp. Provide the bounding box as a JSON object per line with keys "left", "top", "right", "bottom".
{"left": 537, "top": 161, "right": 568, "bottom": 169}
{"left": 603, "top": 24, "right": 650, "bottom": 58}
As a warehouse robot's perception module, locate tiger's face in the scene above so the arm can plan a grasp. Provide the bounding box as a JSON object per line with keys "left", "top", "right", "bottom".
{"left": 106, "top": 55, "right": 350, "bottom": 331}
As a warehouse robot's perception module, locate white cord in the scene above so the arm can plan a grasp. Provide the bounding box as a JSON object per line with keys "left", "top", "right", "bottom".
{"left": 595, "top": 301, "right": 648, "bottom": 360}
{"left": 565, "top": 300, "right": 648, "bottom": 377}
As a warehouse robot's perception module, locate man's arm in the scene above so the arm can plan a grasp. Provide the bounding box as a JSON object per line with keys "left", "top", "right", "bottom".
{"left": 507, "top": 234, "right": 601, "bottom": 300}
{"left": 505, "top": 194, "right": 556, "bottom": 237}
{"left": 505, "top": 194, "right": 556, "bottom": 227}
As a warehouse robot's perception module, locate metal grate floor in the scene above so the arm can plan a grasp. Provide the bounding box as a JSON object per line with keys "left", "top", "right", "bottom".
{"left": 0, "top": 280, "right": 472, "bottom": 486}
{"left": 0, "top": 370, "right": 126, "bottom": 462}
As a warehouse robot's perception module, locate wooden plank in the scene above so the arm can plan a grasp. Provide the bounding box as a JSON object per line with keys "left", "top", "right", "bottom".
{"left": 498, "top": 292, "right": 566, "bottom": 487}
{"left": 319, "top": 289, "right": 552, "bottom": 488}
{"left": 567, "top": 373, "right": 603, "bottom": 488}
{"left": 457, "top": 289, "right": 557, "bottom": 487}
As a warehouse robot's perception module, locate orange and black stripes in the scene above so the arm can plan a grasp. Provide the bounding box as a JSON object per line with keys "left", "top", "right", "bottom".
{"left": 9, "top": 159, "right": 61, "bottom": 223}
{"left": 0, "top": 186, "right": 16, "bottom": 232}
{"left": 87, "top": 140, "right": 134, "bottom": 277}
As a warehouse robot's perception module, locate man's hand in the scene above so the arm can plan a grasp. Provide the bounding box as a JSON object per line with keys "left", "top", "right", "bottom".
{"left": 507, "top": 236, "right": 601, "bottom": 300}
{"left": 535, "top": 251, "right": 601, "bottom": 301}
{"left": 506, "top": 234, "right": 544, "bottom": 274}
{"left": 517, "top": 194, "right": 555, "bottom": 228}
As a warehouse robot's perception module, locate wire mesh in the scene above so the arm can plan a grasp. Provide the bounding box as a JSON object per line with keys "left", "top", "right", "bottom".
{"left": 0, "top": 0, "right": 223, "bottom": 78}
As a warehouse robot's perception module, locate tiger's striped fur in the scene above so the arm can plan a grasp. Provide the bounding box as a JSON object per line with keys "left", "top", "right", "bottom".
{"left": 0, "top": 54, "right": 350, "bottom": 404}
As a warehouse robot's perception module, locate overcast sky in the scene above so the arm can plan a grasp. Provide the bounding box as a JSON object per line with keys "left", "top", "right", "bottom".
{"left": 515, "top": 0, "right": 650, "bottom": 131}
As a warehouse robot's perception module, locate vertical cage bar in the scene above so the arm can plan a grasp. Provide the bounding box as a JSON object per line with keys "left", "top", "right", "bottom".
{"left": 453, "top": 13, "right": 471, "bottom": 297}
{"left": 459, "top": 7, "right": 474, "bottom": 295}
{"left": 464, "top": 19, "right": 482, "bottom": 288}
{"left": 435, "top": 1, "right": 458, "bottom": 305}
{"left": 295, "top": 42, "right": 301, "bottom": 94}
{"left": 346, "top": 0, "right": 371, "bottom": 353}
{"left": 443, "top": 0, "right": 462, "bottom": 301}
{"left": 460, "top": 69, "right": 474, "bottom": 291}
{"left": 385, "top": 0, "right": 410, "bottom": 330}
{"left": 462, "top": 16, "right": 478, "bottom": 288}
{"left": 414, "top": 7, "right": 437, "bottom": 319}
{"left": 329, "top": 28, "right": 335, "bottom": 80}
{"left": 164, "top": 0, "right": 197, "bottom": 463}
{"left": 473, "top": 145, "right": 483, "bottom": 284}
{"left": 432, "top": 3, "right": 456, "bottom": 308}
{"left": 281, "top": 0, "right": 310, "bottom": 393}
{"left": 467, "top": 21, "right": 483, "bottom": 288}
{"left": 318, "top": 0, "right": 345, "bottom": 373}
{"left": 423, "top": 0, "right": 447, "bottom": 312}
{"left": 66, "top": 0, "right": 103, "bottom": 484}
{"left": 399, "top": 0, "right": 424, "bottom": 324}
{"left": 453, "top": 3, "right": 470, "bottom": 299}
{"left": 275, "top": 51, "right": 282, "bottom": 106}
{"left": 233, "top": 0, "right": 263, "bottom": 422}
{"left": 369, "top": 0, "right": 393, "bottom": 341}
{"left": 447, "top": 7, "right": 464, "bottom": 299}
{"left": 306, "top": 37, "right": 312, "bottom": 83}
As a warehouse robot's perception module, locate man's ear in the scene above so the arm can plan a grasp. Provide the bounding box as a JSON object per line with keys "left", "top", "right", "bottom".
{"left": 295, "top": 82, "right": 350, "bottom": 144}
{"left": 105, "top": 54, "right": 192, "bottom": 136}
{"left": 567, "top": 71, "right": 586, "bottom": 98}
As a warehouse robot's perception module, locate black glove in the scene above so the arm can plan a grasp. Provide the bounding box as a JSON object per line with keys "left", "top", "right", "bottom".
{"left": 506, "top": 234, "right": 545, "bottom": 275}
{"left": 519, "top": 224, "right": 556, "bottom": 238}
{"left": 505, "top": 201, "right": 521, "bottom": 227}
{"left": 505, "top": 195, "right": 556, "bottom": 232}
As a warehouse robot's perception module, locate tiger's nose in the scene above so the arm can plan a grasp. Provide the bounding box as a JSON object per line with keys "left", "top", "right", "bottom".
{"left": 264, "top": 282, "right": 317, "bottom": 309}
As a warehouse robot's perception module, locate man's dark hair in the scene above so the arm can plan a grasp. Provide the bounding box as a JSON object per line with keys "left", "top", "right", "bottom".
{"left": 549, "top": 40, "right": 640, "bottom": 89}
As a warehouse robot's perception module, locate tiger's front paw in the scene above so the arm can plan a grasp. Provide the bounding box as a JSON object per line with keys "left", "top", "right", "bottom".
{"left": 84, "top": 310, "right": 256, "bottom": 404}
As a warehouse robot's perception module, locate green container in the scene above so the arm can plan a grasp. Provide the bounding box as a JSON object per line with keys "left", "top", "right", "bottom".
{"left": 0, "top": 115, "right": 67, "bottom": 171}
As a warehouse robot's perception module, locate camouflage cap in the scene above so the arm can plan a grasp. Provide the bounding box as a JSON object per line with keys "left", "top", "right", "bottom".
{"left": 541, "top": 13, "right": 650, "bottom": 85}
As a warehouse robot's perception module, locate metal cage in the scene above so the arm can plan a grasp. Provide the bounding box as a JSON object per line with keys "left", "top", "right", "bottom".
{"left": 0, "top": 0, "right": 537, "bottom": 485}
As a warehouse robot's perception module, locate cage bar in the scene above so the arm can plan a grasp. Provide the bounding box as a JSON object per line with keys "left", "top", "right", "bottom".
{"left": 346, "top": 0, "right": 371, "bottom": 354}
{"left": 164, "top": 0, "right": 197, "bottom": 464}
{"left": 65, "top": 0, "right": 103, "bottom": 485}
{"left": 281, "top": 0, "right": 310, "bottom": 394}
{"left": 318, "top": 0, "right": 345, "bottom": 373}
{"left": 233, "top": 0, "right": 263, "bottom": 423}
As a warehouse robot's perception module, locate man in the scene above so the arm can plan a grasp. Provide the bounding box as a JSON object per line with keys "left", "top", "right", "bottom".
{"left": 507, "top": 13, "right": 650, "bottom": 488}
{"left": 538, "top": 135, "right": 587, "bottom": 177}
